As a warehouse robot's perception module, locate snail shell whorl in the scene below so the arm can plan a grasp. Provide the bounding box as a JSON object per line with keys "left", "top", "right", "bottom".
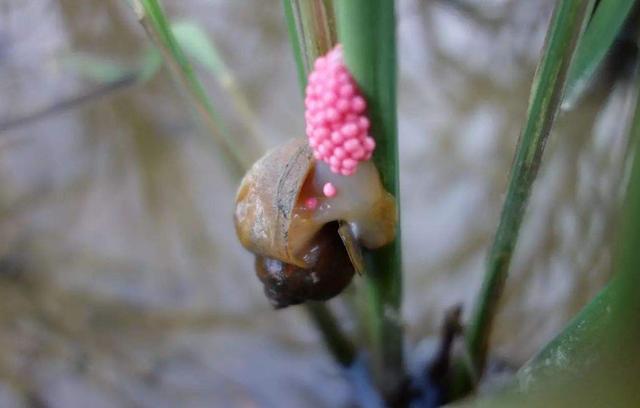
{"left": 234, "top": 138, "right": 314, "bottom": 268}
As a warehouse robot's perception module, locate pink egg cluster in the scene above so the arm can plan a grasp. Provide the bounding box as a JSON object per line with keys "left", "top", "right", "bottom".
{"left": 305, "top": 44, "right": 375, "bottom": 176}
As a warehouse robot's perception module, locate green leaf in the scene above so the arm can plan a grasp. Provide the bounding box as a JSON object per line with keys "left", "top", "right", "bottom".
{"left": 171, "top": 21, "right": 261, "bottom": 145}
{"left": 465, "top": 0, "right": 596, "bottom": 379}
{"left": 453, "top": 61, "right": 640, "bottom": 407}
{"left": 170, "top": 21, "right": 229, "bottom": 83}
{"left": 130, "top": 0, "right": 248, "bottom": 174}
{"left": 281, "top": 0, "right": 337, "bottom": 91}
{"left": 562, "top": 0, "right": 635, "bottom": 109}
{"left": 281, "top": 0, "right": 307, "bottom": 93}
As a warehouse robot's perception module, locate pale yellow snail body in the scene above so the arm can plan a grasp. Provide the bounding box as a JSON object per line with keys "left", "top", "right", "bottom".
{"left": 234, "top": 138, "right": 396, "bottom": 308}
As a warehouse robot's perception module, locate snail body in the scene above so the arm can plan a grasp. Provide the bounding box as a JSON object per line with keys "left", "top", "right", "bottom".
{"left": 234, "top": 138, "right": 396, "bottom": 308}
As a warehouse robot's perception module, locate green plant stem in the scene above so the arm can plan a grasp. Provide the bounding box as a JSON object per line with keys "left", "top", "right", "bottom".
{"left": 465, "top": 0, "right": 595, "bottom": 379}
{"left": 282, "top": 0, "right": 356, "bottom": 368}
{"left": 306, "top": 302, "right": 356, "bottom": 366}
{"left": 131, "top": 0, "right": 248, "bottom": 175}
{"left": 334, "top": 0, "right": 404, "bottom": 396}
{"left": 283, "top": 0, "right": 337, "bottom": 89}
{"left": 282, "top": 0, "right": 307, "bottom": 91}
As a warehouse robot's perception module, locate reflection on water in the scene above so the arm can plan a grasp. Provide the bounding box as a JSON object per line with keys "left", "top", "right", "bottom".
{"left": 0, "top": 0, "right": 630, "bottom": 406}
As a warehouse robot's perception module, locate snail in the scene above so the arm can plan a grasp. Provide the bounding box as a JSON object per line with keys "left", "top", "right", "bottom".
{"left": 234, "top": 44, "right": 397, "bottom": 308}
{"left": 234, "top": 139, "right": 396, "bottom": 308}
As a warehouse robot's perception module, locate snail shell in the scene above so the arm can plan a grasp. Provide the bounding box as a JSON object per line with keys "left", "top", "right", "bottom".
{"left": 234, "top": 138, "right": 396, "bottom": 308}
{"left": 254, "top": 223, "right": 355, "bottom": 308}
{"left": 235, "top": 138, "right": 317, "bottom": 268}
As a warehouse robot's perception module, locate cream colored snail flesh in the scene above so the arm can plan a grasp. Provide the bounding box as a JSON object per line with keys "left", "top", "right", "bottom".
{"left": 234, "top": 44, "right": 397, "bottom": 308}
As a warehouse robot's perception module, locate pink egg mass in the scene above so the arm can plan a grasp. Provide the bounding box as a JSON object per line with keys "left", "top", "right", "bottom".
{"left": 305, "top": 44, "right": 375, "bottom": 177}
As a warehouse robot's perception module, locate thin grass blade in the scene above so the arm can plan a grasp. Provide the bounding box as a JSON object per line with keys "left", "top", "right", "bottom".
{"left": 563, "top": 0, "right": 635, "bottom": 109}
{"left": 171, "top": 21, "right": 262, "bottom": 150}
{"left": 129, "top": 0, "right": 253, "bottom": 173}
{"left": 453, "top": 56, "right": 640, "bottom": 408}
{"left": 465, "top": 0, "right": 596, "bottom": 379}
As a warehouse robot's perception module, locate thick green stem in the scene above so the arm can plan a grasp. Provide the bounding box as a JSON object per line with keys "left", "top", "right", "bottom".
{"left": 282, "top": 0, "right": 356, "bottom": 367}
{"left": 465, "top": 0, "right": 596, "bottom": 378}
{"left": 334, "top": 0, "right": 404, "bottom": 396}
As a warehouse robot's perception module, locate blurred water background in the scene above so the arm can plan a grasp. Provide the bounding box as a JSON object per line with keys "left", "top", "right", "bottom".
{"left": 0, "top": 0, "right": 632, "bottom": 406}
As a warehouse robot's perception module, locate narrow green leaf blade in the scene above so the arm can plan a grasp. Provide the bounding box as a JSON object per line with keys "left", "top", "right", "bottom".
{"left": 465, "top": 0, "right": 596, "bottom": 378}
{"left": 131, "top": 0, "right": 249, "bottom": 174}
{"left": 282, "top": 0, "right": 307, "bottom": 93}
{"left": 171, "top": 20, "right": 262, "bottom": 151}
{"left": 563, "top": 0, "right": 635, "bottom": 109}
{"left": 171, "top": 21, "right": 228, "bottom": 82}
{"left": 453, "top": 59, "right": 640, "bottom": 408}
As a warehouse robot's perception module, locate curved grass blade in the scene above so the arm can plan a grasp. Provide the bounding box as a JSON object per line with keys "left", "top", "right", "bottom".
{"left": 465, "top": 0, "right": 596, "bottom": 379}
{"left": 334, "top": 0, "right": 404, "bottom": 397}
{"left": 170, "top": 21, "right": 263, "bottom": 153}
{"left": 562, "top": 0, "right": 635, "bottom": 109}
{"left": 129, "top": 0, "right": 250, "bottom": 174}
